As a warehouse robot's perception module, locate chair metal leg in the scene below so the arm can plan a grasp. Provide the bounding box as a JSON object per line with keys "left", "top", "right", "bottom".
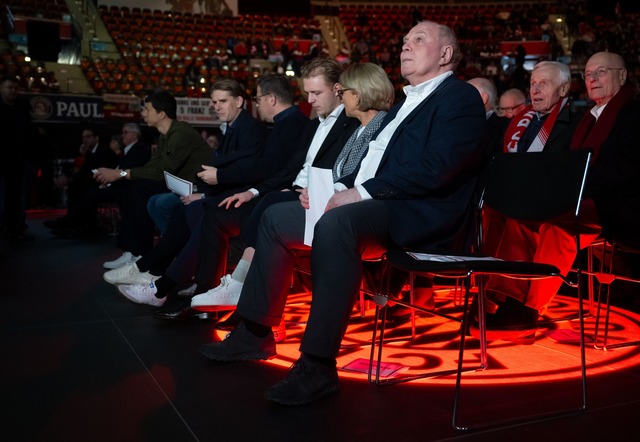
{"left": 368, "top": 302, "right": 388, "bottom": 385}
{"left": 452, "top": 276, "right": 489, "bottom": 430}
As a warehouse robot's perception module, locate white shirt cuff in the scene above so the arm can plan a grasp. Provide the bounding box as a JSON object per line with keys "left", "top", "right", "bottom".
{"left": 355, "top": 184, "right": 371, "bottom": 200}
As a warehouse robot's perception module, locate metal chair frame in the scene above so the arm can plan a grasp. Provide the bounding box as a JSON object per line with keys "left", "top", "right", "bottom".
{"left": 587, "top": 239, "right": 640, "bottom": 350}
{"left": 367, "top": 150, "right": 592, "bottom": 430}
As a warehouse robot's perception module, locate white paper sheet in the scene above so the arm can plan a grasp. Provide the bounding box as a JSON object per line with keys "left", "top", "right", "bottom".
{"left": 163, "top": 171, "right": 192, "bottom": 197}
{"left": 406, "top": 252, "right": 503, "bottom": 262}
{"left": 304, "top": 167, "right": 335, "bottom": 246}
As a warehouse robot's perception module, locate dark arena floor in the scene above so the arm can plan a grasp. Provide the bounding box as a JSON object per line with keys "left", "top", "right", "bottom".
{"left": 2, "top": 211, "right": 640, "bottom": 441}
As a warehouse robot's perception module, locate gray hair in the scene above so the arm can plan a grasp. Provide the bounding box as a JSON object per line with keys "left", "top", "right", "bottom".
{"left": 123, "top": 123, "right": 141, "bottom": 137}
{"left": 467, "top": 77, "right": 498, "bottom": 108}
{"left": 533, "top": 61, "right": 571, "bottom": 85}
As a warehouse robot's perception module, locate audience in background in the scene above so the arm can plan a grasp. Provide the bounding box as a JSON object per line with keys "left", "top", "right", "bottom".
{"left": 44, "top": 123, "right": 151, "bottom": 236}
{"left": 496, "top": 88, "right": 528, "bottom": 118}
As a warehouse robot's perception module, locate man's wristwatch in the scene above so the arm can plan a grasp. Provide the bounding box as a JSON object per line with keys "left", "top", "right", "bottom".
{"left": 120, "top": 170, "right": 128, "bottom": 179}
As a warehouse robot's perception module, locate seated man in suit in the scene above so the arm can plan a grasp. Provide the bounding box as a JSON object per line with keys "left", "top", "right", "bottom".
{"left": 64, "top": 126, "right": 120, "bottom": 213}
{"left": 199, "top": 20, "right": 486, "bottom": 406}
{"left": 468, "top": 77, "right": 510, "bottom": 159}
{"left": 45, "top": 123, "right": 150, "bottom": 236}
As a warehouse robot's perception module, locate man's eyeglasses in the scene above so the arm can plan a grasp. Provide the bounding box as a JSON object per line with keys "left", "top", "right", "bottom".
{"left": 497, "top": 103, "right": 525, "bottom": 113}
{"left": 252, "top": 93, "right": 272, "bottom": 104}
{"left": 336, "top": 88, "right": 353, "bottom": 99}
{"left": 581, "top": 66, "right": 624, "bottom": 81}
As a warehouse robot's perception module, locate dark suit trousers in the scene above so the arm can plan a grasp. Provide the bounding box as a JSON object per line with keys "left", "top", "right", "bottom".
{"left": 191, "top": 198, "right": 258, "bottom": 287}
{"left": 162, "top": 199, "right": 209, "bottom": 285}
{"left": 237, "top": 199, "right": 391, "bottom": 359}
{"left": 67, "top": 182, "right": 128, "bottom": 229}
{"left": 240, "top": 191, "right": 301, "bottom": 248}
{"left": 117, "top": 179, "right": 167, "bottom": 256}
{"left": 137, "top": 202, "right": 195, "bottom": 276}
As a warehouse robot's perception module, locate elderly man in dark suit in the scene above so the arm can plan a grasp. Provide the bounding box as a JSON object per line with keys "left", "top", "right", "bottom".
{"left": 201, "top": 20, "right": 486, "bottom": 406}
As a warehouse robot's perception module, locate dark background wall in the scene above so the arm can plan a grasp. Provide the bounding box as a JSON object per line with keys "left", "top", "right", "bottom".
{"left": 238, "top": 0, "right": 310, "bottom": 16}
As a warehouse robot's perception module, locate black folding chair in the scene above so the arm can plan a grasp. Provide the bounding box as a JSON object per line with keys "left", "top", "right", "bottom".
{"left": 368, "top": 149, "right": 592, "bottom": 430}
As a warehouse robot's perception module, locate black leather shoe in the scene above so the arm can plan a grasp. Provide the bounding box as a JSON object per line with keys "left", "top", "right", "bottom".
{"left": 385, "top": 287, "right": 435, "bottom": 324}
{"left": 215, "top": 310, "right": 241, "bottom": 330}
{"left": 265, "top": 355, "right": 340, "bottom": 406}
{"left": 200, "top": 321, "right": 276, "bottom": 361}
{"left": 469, "top": 297, "right": 538, "bottom": 344}
{"left": 154, "top": 298, "right": 207, "bottom": 321}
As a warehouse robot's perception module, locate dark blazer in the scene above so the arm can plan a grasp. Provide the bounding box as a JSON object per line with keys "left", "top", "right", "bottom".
{"left": 484, "top": 112, "right": 510, "bottom": 158}
{"left": 254, "top": 108, "right": 360, "bottom": 195}
{"left": 213, "top": 109, "right": 267, "bottom": 175}
{"left": 204, "top": 109, "right": 267, "bottom": 196}
{"left": 120, "top": 140, "right": 151, "bottom": 170}
{"left": 585, "top": 99, "right": 640, "bottom": 248}
{"left": 359, "top": 75, "right": 486, "bottom": 249}
{"left": 83, "top": 143, "right": 119, "bottom": 172}
{"left": 204, "top": 106, "right": 311, "bottom": 204}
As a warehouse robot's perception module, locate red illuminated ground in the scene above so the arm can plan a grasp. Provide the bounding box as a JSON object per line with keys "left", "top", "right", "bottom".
{"left": 213, "top": 289, "right": 640, "bottom": 386}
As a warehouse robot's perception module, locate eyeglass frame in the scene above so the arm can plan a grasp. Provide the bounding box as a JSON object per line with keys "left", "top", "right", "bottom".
{"left": 497, "top": 102, "right": 526, "bottom": 113}
{"left": 252, "top": 93, "right": 273, "bottom": 104}
{"left": 581, "top": 66, "right": 625, "bottom": 81}
{"left": 336, "top": 88, "right": 353, "bottom": 99}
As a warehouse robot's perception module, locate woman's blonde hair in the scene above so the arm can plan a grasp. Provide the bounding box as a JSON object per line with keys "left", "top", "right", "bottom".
{"left": 339, "top": 63, "right": 394, "bottom": 112}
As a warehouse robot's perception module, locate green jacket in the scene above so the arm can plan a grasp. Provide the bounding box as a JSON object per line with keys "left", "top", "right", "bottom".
{"left": 130, "top": 120, "right": 212, "bottom": 183}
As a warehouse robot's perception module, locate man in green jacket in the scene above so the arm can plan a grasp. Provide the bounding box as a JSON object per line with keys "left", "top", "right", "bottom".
{"left": 95, "top": 91, "right": 212, "bottom": 268}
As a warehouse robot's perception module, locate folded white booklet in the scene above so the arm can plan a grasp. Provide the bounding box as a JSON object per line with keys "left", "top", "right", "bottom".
{"left": 406, "top": 252, "right": 503, "bottom": 262}
{"left": 163, "top": 171, "right": 192, "bottom": 197}
{"left": 304, "top": 167, "right": 334, "bottom": 246}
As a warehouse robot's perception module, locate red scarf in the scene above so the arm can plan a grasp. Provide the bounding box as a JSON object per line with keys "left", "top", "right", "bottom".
{"left": 570, "top": 83, "right": 635, "bottom": 160}
{"left": 504, "top": 97, "right": 569, "bottom": 152}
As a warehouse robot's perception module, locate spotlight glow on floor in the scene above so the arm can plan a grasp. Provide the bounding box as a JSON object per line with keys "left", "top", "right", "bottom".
{"left": 214, "top": 290, "right": 640, "bottom": 386}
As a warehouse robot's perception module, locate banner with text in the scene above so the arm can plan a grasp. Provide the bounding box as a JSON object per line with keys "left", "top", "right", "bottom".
{"left": 25, "top": 93, "right": 219, "bottom": 127}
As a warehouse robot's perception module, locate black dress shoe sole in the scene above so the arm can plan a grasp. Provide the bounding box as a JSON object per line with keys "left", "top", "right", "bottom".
{"left": 191, "top": 305, "right": 236, "bottom": 313}
{"left": 154, "top": 310, "right": 209, "bottom": 321}
{"left": 265, "top": 383, "right": 340, "bottom": 406}
{"left": 199, "top": 346, "right": 276, "bottom": 362}
{"left": 469, "top": 325, "right": 537, "bottom": 345}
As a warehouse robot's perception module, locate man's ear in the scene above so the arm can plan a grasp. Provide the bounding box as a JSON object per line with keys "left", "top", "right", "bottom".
{"left": 440, "top": 46, "right": 453, "bottom": 65}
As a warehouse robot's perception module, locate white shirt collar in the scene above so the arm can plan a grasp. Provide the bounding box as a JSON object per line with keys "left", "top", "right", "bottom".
{"left": 590, "top": 103, "right": 607, "bottom": 120}
{"left": 319, "top": 103, "right": 344, "bottom": 124}
{"left": 402, "top": 71, "right": 453, "bottom": 98}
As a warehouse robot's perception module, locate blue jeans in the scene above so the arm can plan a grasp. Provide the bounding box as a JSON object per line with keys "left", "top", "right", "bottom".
{"left": 147, "top": 192, "right": 181, "bottom": 235}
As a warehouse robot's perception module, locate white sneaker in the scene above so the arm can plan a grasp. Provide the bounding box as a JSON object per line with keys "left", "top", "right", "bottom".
{"left": 103, "top": 262, "right": 158, "bottom": 285}
{"left": 117, "top": 282, "right": 166, "bottom": 306}
{"left": 191, "top": 275, "right": 242, "bottom": 311}
{"left": 103, "top": 251, "right": 140, "bottom": 269}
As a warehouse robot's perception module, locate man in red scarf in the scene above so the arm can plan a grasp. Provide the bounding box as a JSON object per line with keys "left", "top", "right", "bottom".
{"left": 483, "top": 61, "right": 581, "bottom": 259}
{"left": 479, "top": 52, "right": 639, "bottom": 341}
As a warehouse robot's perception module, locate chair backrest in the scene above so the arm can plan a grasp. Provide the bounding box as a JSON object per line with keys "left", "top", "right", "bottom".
{"left": 481, "top": 150, "right": 591, "bottom": 222}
